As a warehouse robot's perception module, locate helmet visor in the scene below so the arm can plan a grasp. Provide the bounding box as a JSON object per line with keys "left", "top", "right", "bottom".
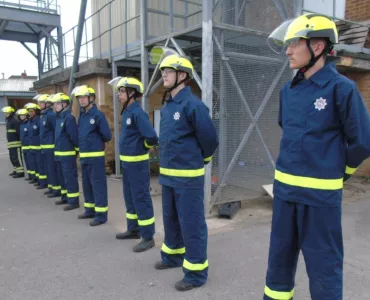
{"left": 149, "top": 46, "right": 178, "bottom": 65}
{"left": 267, "top": 19, "right": 294, "bottom": 54}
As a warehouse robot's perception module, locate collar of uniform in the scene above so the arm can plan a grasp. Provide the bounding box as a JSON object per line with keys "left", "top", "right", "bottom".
{"left": 171, "top": 86, "right": 191, "bottom": 103}
{"left": 309, "top": 62, "right": 337, "bottom": 88}
{"left": 126, "top": 101, "right": 140, "bottom": 112}
{"left": 60, "top": 109, "right": 70, "bottom": 117}
{"left": 41, "top": 107, "right": 51, "bottom": 115}
{"left": 82, "top": 104, "right": 98, "bottom": 115}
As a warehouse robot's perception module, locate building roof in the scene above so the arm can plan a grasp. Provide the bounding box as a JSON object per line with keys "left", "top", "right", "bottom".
{"left": 0, "top": 79, "right": 35, "bottom": 92}
{"left": 336, "top": 20, "right": 370, "bottom": 48}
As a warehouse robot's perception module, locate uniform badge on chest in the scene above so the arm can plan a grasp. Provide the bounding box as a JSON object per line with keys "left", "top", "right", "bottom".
{"left": 90, "top": 118, "right": 95, "bottom": 125}
{"left": 24, "top": 128, "right": 27, "bottom": 131}
{"left": 174, "top": 112, "right": 180, "bottom": 121}
{"left": 61, "top": 122, "right": 64, "bottom": 127}
{"left": 33, "top": 125, "right": 37, "bottom": 129}
{"left": 314, "top": 97, "right": 327, "bottom": 111}
{"left": 126, "top": 118, "right": 131, "bottom": 125}
{"left": 43, "top": 121, "right": 46, "bottom": 125}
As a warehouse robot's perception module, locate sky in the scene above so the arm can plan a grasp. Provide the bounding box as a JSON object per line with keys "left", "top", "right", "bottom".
{"left": 0, "top": 0, "right": 91, "bottom": 79}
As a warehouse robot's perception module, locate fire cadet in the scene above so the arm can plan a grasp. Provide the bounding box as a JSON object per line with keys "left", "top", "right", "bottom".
{"left": 25, "top": 103, "right": 42, "bottom": 186}
{"left": 1, "top": 106, "right": 24, "bottom": 178}
{"left": 154, "top": 54, "right": 219, "bottom": 291}
{"left": 73, "top": 85, "right": 112, "bottom": 226}
{"left": 263, "top": 14, "right": 370, "bottom": 300}
{"left": 110, "top": 77, "right": 158, "bottom": 252}
{"left": 38, "top": 94, "right": 61, "bottom": 198}
{"left": 52, "top": 93, "right": 80, "bottom": 211}
{"left": 16, "top": 108, "right": 31, "bottom": 180}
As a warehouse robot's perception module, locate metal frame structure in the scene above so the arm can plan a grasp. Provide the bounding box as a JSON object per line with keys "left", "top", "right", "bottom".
{"left": 0, "top": 0, "right": 63, "bottom": 78}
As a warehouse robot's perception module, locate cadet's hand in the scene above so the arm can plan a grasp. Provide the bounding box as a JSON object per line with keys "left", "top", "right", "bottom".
{"left": 343, "top": 173, "right": 351, "bottom": 182}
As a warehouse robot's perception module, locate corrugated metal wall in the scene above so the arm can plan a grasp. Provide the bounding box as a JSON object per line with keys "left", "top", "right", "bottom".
{"left": 91, "top": 0, "right": 139, "bottom": 59}
{"left": 91, "top": 0, "right": 202, "bottom": 59}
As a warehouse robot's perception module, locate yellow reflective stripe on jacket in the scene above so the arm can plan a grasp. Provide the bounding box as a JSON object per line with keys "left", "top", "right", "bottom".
{"left": 84, "top": 203, "right": 95, "bottom": 208}
{"left": 204, "top": 156, "right": 212, "bottom": 162}
{"left": 160, "top": 167, "right": 205, "bottom": 177}
{"left": 29, "top": 145, "right": 42, "bottom": 150}
{"left": 28, "top": 170, "right": 35, "bottom": 175}
{"left": 144, "top": 140, "right": 153, "bottom": 149}
{"left": 75, "top": 147, "right": 79, "bottom": 151}
{"left": 161, "top": 243, "right": 185, "bottom": 255}
{"left": 95, "top": 206, "right": 108, "bottom": 212}
{"left": 8, "top": 141, "right": 21, "bottom": 145}
{"left": 79, "top": 151, "right": 105, "bottom": 158}
{"left": 120, "top": 153, "right": 149, "bottom": 162}
{"left": 52, "top": 186, "right": 61, "bottom": 190}
{"left": 67, "top": 192, "right": 79, "bottom": 198}
{"left": 345, "top": 166, "right": 357, "bottom": 175}
{"left": 22, "top": 146, "right": 30, "bottom": 150}
{"left": 61, "top": 189, "right": 67, "bottom": 195}
{"left": 138, "top": 217, "right": 155, "bottom": 226}
{"left": 126, "top": 213, "right": 138, "bottom": 220}
{"left": 275, "top": 170, "right": 343, "bottom": 190}
{"left": 41, "top": 144, "right": 55, "bottom": 149}
{"left": 55, "top": 151, "right": 76, "bottom": 156}
{"left": 183, "top": 259, "right": 209, "bottom": 271}
{"left": 7, "top": 129, "right": 16, "bottom": 133}
{"left": 39, "top": 175, "right": 47, "bottom": 179}
{"left": 35, "top": 173, "right": 40, "bottom": 177}
{"left": 264, "top": 286, "right": 294, "bottom": 300}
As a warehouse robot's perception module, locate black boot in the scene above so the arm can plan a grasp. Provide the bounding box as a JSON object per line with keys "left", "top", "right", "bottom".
{"left": 25, "top": 177, "right": 31, "bottom": 181}
{"left": 9, "top": 172, "right": 15, "bottom": 177}
{"left": 175, "top": 280, "right": 199, "bottom": 292}
{"left": 47, "top": 193, "right": 60, "bottom": 198}
{"left": 29, "top": 179, "right": 37, "bottom": 184}
{"left": 44, "top": 190, "right": 52, "bottom": 195}
{"left": 63, "top": 204, "right": 80, "bottom": 211}
{"left": 13, "top": 173, "right": 24, "bottom": 178}
{"left": 77, "top": 213, "right": 94, "bottom": 219}
{"left": 116, "top": 230, "right": 140, "bottom": 240}
{"left": 89, "top": 219, "right": 105, "bottom": 226}
{"left": 55, "top": 199, "right": 68, "bottom": 205}
{"left": 133, "top": 238, "right": 155, "bottom": 253}
{"left": 36, "top": 185, "right": 47, "bottom": 190}
{"left": 33, "top": 182, "right": 40, "bottom": 186}
{"left": 154, "top": 261, "right": 179, "bottom": 270}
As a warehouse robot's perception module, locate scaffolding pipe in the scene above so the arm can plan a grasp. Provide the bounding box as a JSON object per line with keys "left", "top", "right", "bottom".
{"left": 68, "top": 0, "right": 87, "bottom": 96}
{"left": 141, "top": 0, "right": 149, "bottom": 113}
{"left": 202, "top": 0, "right": 213, "bottom": 213}
{"left": 112, "top": 60, "right": 121, "bottom": 177}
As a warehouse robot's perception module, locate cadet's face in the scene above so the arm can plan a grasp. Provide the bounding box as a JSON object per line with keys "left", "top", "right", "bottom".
{"left": 161, "top": 68, "right": 177, "bottom": 89}
{"left": 285, "top": 39, "right": 311, "bottom": 69}
{"left": 54, "top": 102, "right": 63, "bottom": 112}
{"left": 118, "top": 87, "right": 128, "bottom": 103}
{"left": 20, "top": 115, "right": 27, "bottom": 120}
{"left": 38, "top": 102, "right": 46, "bottom": 109}
{"left": 78, "top": 95, "right": 89, "bottom": 107}
{"left": 5, "top": 113, "right": 10, "bottom": 118}
{"left": 28, "top": 109, "right": 36, "bottom": 118}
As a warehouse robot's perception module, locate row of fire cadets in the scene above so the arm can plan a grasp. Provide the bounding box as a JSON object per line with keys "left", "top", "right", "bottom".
{"left": 1, "top": 53, "right": 219, "bottom": 291}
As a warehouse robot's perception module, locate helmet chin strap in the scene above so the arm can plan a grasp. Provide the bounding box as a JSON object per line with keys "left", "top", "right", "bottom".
{"left": 161, "top": 71, "right": 188, "bottom": 105}
{"left": 121, "top": 91, "right": 137, "bottom": 114}
{"left": 290, "top": 39, "right": 332, "bottom": 88}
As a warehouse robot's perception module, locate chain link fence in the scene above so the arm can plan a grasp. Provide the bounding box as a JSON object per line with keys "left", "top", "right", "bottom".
{"left": 210, "top": 0, "right": 294, "bottom": 207}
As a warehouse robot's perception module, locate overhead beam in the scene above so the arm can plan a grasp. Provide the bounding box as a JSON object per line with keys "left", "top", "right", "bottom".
{"left": 0, "top": 30, "right": 38, "bottom": 43}
{"left": 20, "top": 41, "right": 37, "bottom": 59}
{"left": 0, "top": 6, "right": 60, "bottom": 27}
{"left": 337, "top": 56, "right": 370, "bottom": 71}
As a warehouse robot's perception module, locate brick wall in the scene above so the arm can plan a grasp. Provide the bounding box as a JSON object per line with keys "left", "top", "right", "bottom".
{"left": 345, "top": 0, "right": 370, "bottom": 21}
{"left": 342, "top": 71, "right": 370, "bottom": 177}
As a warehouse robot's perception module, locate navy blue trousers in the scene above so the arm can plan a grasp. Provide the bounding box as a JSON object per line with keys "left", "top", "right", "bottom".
{"left": 160, "top": 185, "right": 208, "bottom": 286}
{"left": 264, "top": 198, "right": 343, "bottom": 300}
{"left": 28, "top": 150, "right": 38, "bottom": 180}
{"left": 55, "top": 159, "right": 79, "bottom": 206}
{"left": 122, "top": 160, "right": 155, "bottom": 239}
{"left": 44, "top": 151, "right": 60, "bottom": 196}
{"left": 81, "top": 162, "right": 108, "bottom": 223}
{"left": 36, "top": 150, "right": 47, "bottom": 187}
